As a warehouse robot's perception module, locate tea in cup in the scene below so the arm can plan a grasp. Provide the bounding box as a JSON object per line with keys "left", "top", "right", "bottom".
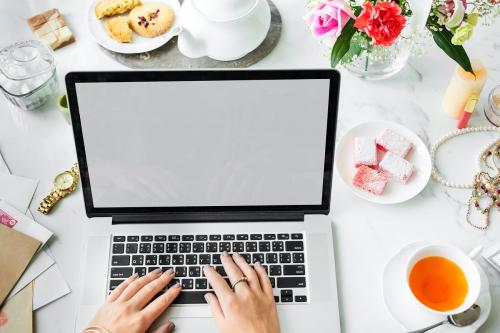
{"left": 406, "top": 244, "right": 481, "bottom": 315}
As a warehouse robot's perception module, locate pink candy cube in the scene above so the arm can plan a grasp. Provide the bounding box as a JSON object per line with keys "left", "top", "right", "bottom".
{"left": 352, "top": 165, "right": 389, "bottom": 195}
{"left": 354, "top": 137, "right": 377, "bottom": 167}
{"left": 376, "top": 129, "right": 413, "bottom": 157}
{"left": 379, "top": 152, "right": 414, "bottom": 184}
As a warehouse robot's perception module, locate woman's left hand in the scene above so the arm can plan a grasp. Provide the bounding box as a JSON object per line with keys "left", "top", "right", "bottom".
{"left": 86, "top": 268, "right": 181, "bottom": 333}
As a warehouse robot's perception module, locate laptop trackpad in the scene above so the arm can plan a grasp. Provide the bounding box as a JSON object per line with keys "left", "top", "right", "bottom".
{"left": 166, "top": 306, "right": 212, "bottom": 318}
{"left": 308, "top": 233, "right": 334, "bottom": 302}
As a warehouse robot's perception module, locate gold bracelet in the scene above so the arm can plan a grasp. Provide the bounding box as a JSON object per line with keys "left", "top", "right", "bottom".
{"left": 83, "top": 325, "right": 111, "bottom": 333}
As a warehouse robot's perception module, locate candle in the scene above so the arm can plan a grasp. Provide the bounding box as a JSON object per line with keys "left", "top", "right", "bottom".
{"left": 442, "top": 59, "right": 488, "bottom": 119}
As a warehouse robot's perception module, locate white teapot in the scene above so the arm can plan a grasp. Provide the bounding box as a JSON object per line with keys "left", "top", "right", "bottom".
{"left": 177, "top": 0, "right": 271, "bottom": 61}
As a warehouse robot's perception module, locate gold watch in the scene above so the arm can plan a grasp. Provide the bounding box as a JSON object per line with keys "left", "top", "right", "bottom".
{"left": 38, "top": 163, "right": 80, "bottom": 215}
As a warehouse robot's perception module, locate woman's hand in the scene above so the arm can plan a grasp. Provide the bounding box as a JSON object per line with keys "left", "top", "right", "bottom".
{"left": 86, "top": 268, "right": 181, "bottom": 333}
{"left": 203, "top": 252, "right": 281, "bottom": 333}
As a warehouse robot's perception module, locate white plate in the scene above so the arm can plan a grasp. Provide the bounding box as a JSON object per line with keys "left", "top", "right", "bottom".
{"left": 335, "top": 121, "right": 431, "bottom": 204}
{"left": 87, "top": 0, "right": 181, "bottom": 54}
{"left": 383, "top": 242, "right": 491, "bottom": 332}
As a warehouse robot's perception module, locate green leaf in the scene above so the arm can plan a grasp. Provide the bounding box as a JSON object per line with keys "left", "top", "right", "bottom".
{"left": 430, "top": 27, "right": 473, "bottom": 74}
{"left": 340, "top": 32, "right": 365, "bottom": 64}
{"left": 330, "top": 19, "right": 357, "bottom": 68}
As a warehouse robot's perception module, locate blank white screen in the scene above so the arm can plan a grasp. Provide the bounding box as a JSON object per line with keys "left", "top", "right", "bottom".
{"left": 75, "top": 79, "right": 330, "bottom": 207}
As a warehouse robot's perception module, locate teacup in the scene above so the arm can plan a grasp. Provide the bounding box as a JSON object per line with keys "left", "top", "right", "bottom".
{"left": 405, "top": 244, "right": 481, "bottom": 315}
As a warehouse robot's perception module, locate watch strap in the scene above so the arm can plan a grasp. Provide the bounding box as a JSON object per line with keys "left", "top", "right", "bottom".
{"left": 37, "top": 190, "right": 63, "bottom": 215}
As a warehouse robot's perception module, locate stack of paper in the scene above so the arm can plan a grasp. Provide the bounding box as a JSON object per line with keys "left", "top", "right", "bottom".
{"left": 0, "top": 150, "right": 71, "bottom": 332}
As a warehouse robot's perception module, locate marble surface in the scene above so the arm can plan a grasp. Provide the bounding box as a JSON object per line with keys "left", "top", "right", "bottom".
{"left": 0, "top": 1, "right": 499, "bottom": 332}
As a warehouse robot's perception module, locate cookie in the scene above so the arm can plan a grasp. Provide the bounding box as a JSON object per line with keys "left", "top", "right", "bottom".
{"left": 105, "top": 16, "right": 133, "bottom": 43}
{"left": 95, "top": 0, "right": 142, "bottom": 19}
{"left": 129, "top": 2, "right": 174, "bottom": 37}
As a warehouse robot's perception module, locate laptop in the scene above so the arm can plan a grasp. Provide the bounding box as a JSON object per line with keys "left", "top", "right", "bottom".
{"left": 67, "top": 69, "right": 341, "bottom": 333}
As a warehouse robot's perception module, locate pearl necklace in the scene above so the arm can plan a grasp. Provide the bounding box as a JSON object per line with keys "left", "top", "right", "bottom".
{"left": 431, "top": 126, "right": 500, "bottom": 189}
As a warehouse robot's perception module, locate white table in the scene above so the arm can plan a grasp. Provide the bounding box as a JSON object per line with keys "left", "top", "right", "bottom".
{"left": 0, "top": 1, "right": 499, "bottom": 332}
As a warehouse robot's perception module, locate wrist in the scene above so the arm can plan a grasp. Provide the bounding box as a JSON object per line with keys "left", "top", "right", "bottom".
{"left": 83, "top": 325, "right": 111, "bottom": 333}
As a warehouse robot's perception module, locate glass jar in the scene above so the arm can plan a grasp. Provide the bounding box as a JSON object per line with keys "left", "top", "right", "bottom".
{"left": 484, "top": 85, "right": 500, "bottom": 127}
{"left": 0, "top": 40, "right": 58, "bottom": 111}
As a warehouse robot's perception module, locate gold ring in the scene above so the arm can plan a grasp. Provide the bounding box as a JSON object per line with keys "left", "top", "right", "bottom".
{"left": 231, "top": 276, "right": 248, "bottom": 291}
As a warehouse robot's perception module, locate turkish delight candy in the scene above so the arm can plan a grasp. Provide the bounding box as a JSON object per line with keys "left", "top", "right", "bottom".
{"left": 376, "top": 128, "right": 413, "bottom": 157}
{"left": 352, "top": 165, "right": 389, "bottom": 195}
{"left": 379, "top": 152, "right": 414, "bottom": 184}
{"left": 354, "top": 137, "right": 377, "bottom": 167}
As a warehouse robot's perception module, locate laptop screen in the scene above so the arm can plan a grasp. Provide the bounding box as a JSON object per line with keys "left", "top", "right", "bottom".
{"left": 70, "top": 72, "right": 337, "bottom": 214}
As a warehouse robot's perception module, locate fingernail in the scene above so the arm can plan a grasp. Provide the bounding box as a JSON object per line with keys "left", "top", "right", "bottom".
{"left": 163, "top": 268, "right": 174, "bottom": 276}
{"left": 222, "top": 251, "right": 229, "bottom": 256}
{"left": 204, "top": 293, "right": 211, "bottom": 304}
{"left": 175, "top": 282, "right": 182, "bottom": 289}
{"left": 166, "top": 321, "right": 175, "bottom": 332}
{"left": 255, "top": 261, "right": 262, "bottom": 266}
{"left": 131, "top": 273, "right": 139, "bottom": 279}
{"left": 233, "top": 252, "right": 241, "bottom": 258}
{"left": 153, "top": 268, "right": 162, "bottom": 274}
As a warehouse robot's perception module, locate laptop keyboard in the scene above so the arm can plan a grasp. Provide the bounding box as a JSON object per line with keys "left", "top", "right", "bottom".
{"left": 108, "top": 233, "right": 309, "bottom": 304}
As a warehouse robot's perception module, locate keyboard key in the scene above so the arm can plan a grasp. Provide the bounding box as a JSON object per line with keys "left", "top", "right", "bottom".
{"left": 259, "top": 242, "right": 271, "bottom": 252}
{"left": 139, "top": 243, "right": 151, "bottom": 253}
{"left": 266, "top": 253, "right": 278, "bottom": 264}
{"left": 264, "top": 234, "right": 276, "bottom": 240}
{"left": 182, "top": 235, "right": 194, "bottom": 241}
{"left": 209, "top": 235, "right": 221, "bottom": 241}
{"left": 132, "top": 255, "right": 144, "bottom": 265}
{"left": 277, "top": 277, "right": 306, "bottom": 288}
{"left": 172, "top": 255, "right": 184, "bottom": 265}
{"left": 154, "top": 235, "right": 167, "bottom": 241}
{"left": 193, "top": 243, "right": 204, "bottom": 253}
{"left": 126, "top": 243, "right": 138, "bottom": 254}
{"left": 212, "top": 254, "right": 221, "bottom": 264}
{"left": 180, "top": 243, "right": 191, "bottom": 253}
{"left": 272, "top": 241, "right": 284, "bottom": 252}
{"left": 186, "top": 254, "right": 198, "bottom": 265}
{"left": 295, "top": 296, "right": 307, "bottom": 302}
{"left": 166, "top": 243, "right": 178, "bottom": 253}
{"left": 109, "top": 279, "right": 124, "bottom": 290}
{"left": 274, "top": 296, "right": 279, "bottom": 303}
{"left": 237, "top": 234, "right": 249, "bottom": 240}
{"left": 283, "top": 265, "right": 305, "bottom": 275}
{"left": 241, "top": 253, "right": 251, "bottom": 264}
{"left": 175, "top": 266, "right": 187, "bottom": 277}
{"left": 195, "top": 278, "right": 207, "bottom": 289}
{"left": 285, "top": 241, "right": 304, "bottom": 252}
{"left": 281, "top": 289, "right": 293, "bottom": 297}
{"left": 246, "top": 242, "right": 257, "bottom": 252}
{"left": 278, "top": 234, "right": 289, "bottom": 240}
{"left": 206, "top": 242, "right": 217, "bottom": 253}
{"left": 199, "top": 254, "right": 211, "bottom": 265}
{"left": 159, "top": 255, "right": 171, "bottom": 265}
{"left": 111, "top": 267, "right": 133, "bottom": 278}
{"left": 215, "top": 266, "right": 227, "bottom": 276}
{"left": 189, "top": 266, "right": 201, "bottom": 277}
{"left": 127, "top": 235, "right": 139, "bottom": 242}
{"left": 291, "top": 233, "right": 303, "bottom": 240}
{"left": 168, "top": 235, "right": 180, "bottom": 241}
{"left": 112, "top": 255, "right": 130, "bottom": 266}
{"left": 195, "top": 235, "right": 208, "bottom": 241}
{"left": 270, "top": 277, "right": 276, "bottom": 288}
{"left": 279, "top": 253, "right": 291, "bottom": 263}
{"left": 113, "top": 243, "right": 124, "bottom": 254}
{"left": 145, "top": 255, "right": 157, "bottom": 265}
{"left": 141, "top": 235, "right": 153, "bottom": 242}
{"left": 113, "top": 236, "right": 125, "bottom": 242}
{"left": 135, "top": 267, "right": 146, "bottom": 277}
{"left": 219, "top": 242, "right": 231, "bottom": 252}
{"left": 182, "top": 279, "right": 194, "bottom": 289}
{"left": 223, "top": 234, "right": 235, "bottom": 240}
{"left": 269, "top": 265, "right": 281, "bottom": 276}
{"left": 253, "top": 253, "right": 264, "bottom": 264}
{"left": 250, "top": 234, "right": 262, "bottom": 240}
{"left": 153, "top": 243, "right": 164, "bottom": 253}
{"left": 233, "top": 242, "right": 244, "bottom": 252}
{"left": 281, "top": 296, "right": 293, "bottom": 302}
{"left": 173, "top": 291, "right": 209, "bottom": 304}
{"left": 293, "top": 253, "right": 304, "bottom": 263}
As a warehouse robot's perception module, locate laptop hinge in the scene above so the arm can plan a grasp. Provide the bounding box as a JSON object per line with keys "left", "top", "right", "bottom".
{"left": 112, "top": 211, "right": 305, "bottom": 224}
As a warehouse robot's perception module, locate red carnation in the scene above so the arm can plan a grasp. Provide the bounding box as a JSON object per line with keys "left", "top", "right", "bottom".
{"left": 354, "top": 1, "right": 406, "bottom": 46}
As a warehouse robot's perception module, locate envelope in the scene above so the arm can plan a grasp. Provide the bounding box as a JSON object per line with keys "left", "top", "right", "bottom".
{"left": 0, "top": 201, "right": 52, "bottom": 246}
{"left": 0, "top": 282, "right": 33, "bottom": 333}
{"left": 0, "top": 173, "right": 38, "bottom": 214}
{"left": 0, "top": 152, "right": 8, "bottom": 174}
{"left": 0, "top": 224, "right": 40, "bottom": 306}
{"left": 33, "top": 263, "right": 71, "bottom": 310}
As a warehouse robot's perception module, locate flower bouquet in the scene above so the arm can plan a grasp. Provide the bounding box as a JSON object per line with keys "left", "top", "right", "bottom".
{"left": 306, "top": 0, "right": 499, "bottom": 78}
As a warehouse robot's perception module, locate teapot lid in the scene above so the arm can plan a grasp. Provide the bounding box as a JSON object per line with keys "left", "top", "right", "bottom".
{"left": 192, "top": 0, "right": 259, "bottom": 22}
{"left": 0, "top": 40, "right": 54, "bottom": 81}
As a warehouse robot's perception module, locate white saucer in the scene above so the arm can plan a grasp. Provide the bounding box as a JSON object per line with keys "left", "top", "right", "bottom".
{"left": 383, "top": 242, "right": 492, "bottom": 332}
{"left": 335, "top": 121, "right": 431, "bottom": 204}
{"left": 87, "top": 0, "right": 181, "bottom": 54}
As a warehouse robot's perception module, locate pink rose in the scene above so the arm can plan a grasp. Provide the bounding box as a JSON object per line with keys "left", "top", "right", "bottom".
{"left": 307, "top": 0, "right": 355, "bottom": 39}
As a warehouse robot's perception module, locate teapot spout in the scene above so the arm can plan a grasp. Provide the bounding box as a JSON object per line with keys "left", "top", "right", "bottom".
{"left": 178, "top": 27, "right": 207, "bottom": 59}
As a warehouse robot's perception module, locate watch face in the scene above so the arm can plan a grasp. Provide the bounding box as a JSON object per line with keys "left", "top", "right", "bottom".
{"left": 54, "top": 172, "right": 74, "bottom": 190}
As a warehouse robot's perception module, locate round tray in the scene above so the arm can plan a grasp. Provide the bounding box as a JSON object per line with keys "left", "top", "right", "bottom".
{"left": 101, "top": 0, "right": 282, "bottom": 69}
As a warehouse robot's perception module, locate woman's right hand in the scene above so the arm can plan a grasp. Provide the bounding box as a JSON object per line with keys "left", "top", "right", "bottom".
{"left": 203, "top": 252, "right": 281, "bottom": 333}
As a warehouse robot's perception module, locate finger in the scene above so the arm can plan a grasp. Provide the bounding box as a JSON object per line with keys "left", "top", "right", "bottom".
{"left": 119, "top": 268, "right": 163, "bottom": 301}
{"left": 107, "top": 273, "right": 139, "bottom": 302}
{"left": 204, "top": 292, "right": 225, "bottom": 325}
{"left": 220, "top": 251, "right": 249, "bottom": 293}
{"left": 232, "top": 253, "right": 261, "bottom": 293}
{"left": 254, "top": 262, "right": 274, "bottom": 297}
{"left": 203, "top": 265, "right": 233, "bottom": 303}
{"left": 151, "top": 321, "right": 176, "bottom": 333}
{"left": 142, "top": 282, "right": 181, "bottom": 323}
{"left": 130, "top": 269, "right": 176, "bottom": 309}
